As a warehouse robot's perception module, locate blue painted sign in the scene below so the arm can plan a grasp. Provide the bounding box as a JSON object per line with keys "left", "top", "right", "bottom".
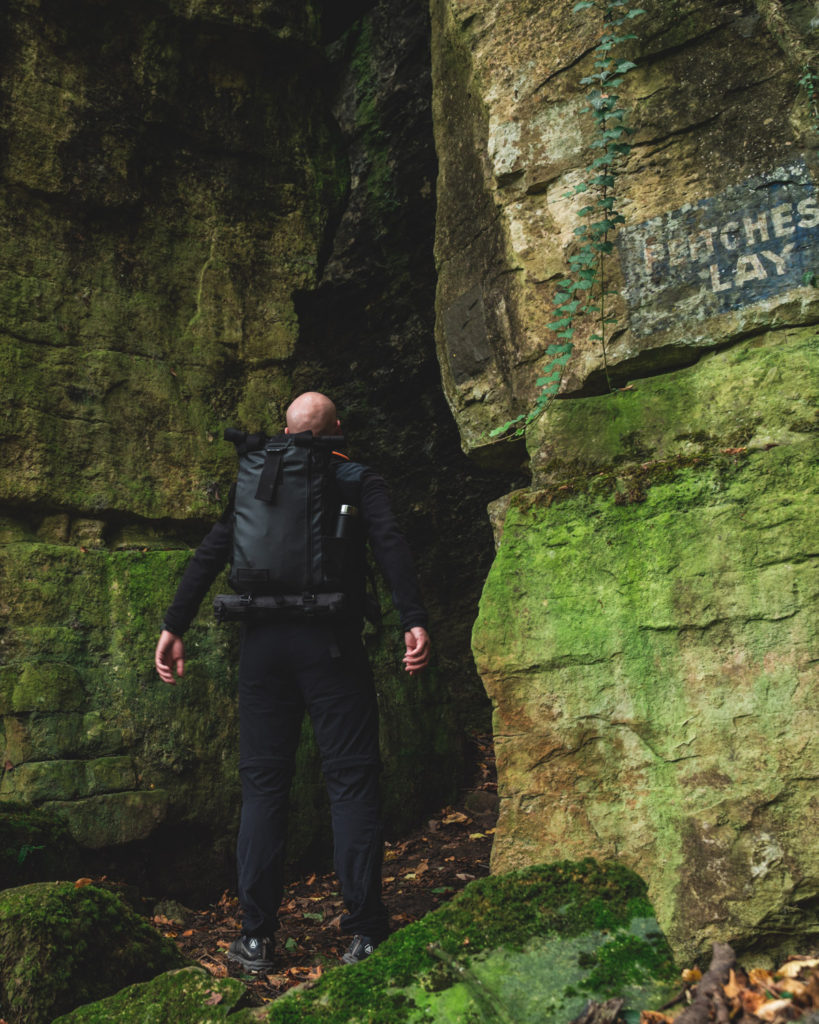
{"left": 617, "top": 163, "right": 819, "bottom": 337}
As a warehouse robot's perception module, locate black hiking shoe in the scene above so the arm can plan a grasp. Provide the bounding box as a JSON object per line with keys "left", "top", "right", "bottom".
{"left": 226, "top": 934, "right": 274, "bottom": 972}
{"left": 341, "top": 934, "right": 379, "bottom": 965}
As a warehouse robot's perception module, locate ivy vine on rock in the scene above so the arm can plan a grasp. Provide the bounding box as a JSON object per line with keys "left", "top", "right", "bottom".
{"left": 492, "top": 0, "right": 644, "bottom": 440}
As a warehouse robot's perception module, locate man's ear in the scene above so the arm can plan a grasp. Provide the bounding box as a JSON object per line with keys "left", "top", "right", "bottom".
{"left": 284, "top": 427, "right": 290, "bottom": 434}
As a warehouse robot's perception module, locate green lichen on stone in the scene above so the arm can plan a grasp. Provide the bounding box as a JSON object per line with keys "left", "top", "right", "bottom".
{"left": 51, "top": 966, "right": 250, "bottom": 1024}
{"left": 474, "top": 337, "right": 819, "bottom": 964}
{"left": 9, "top": 662, "right": 85, "bottom": 714}
{"left": 527, "top": 326, "right": 819, "bottom": 493}
{"left": 0, "top": 881, "right": 184, "bottom": 1024}
{"left": 220, "top": 860, "right": 676, "bottom": 1024}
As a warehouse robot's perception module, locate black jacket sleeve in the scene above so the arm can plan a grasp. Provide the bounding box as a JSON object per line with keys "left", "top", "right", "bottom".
{"left": 162, "top": 515, "right": 232, "bottom": 637}
{"left": 359, "top": 468, "right": 428, "bottom": 634}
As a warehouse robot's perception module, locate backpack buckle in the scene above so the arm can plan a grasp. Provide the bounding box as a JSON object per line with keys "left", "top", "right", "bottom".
{"left": 302, "top": 592, "right": 317, "bottom": 614}
{"left": 240, "top": 593, "right": 254, "bottom": 607}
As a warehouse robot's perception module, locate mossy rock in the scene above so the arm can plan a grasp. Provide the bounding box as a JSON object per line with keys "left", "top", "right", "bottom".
{"left": 0, "top": 881, "right": 185, "bottom": 1024}
{"left": 51, "top": 966, "right": 251, "bottom": 1023}
{"left": 221, "top": 859, "right": 676, "bottom": 1024}
{"left": 0, "top": 802, "right": 82, "bottom": 888}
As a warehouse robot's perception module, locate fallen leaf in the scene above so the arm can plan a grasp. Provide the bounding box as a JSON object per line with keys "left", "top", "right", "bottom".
{"left": 724, "top": 969, "right": 742, "bottom": 999}
{"left": 442, "top": 811, "right": 469, "bottom": 825}
{"left": 415, "top": 859, "right": 429, "bottom": 876}
{"left": 469, "top": 833, "right": 486, "bottom": 840}
{"left": 305, "top": 873, "right": 316, "bottom": 886}
{"left": 74, "top": 878, "right": 94, "bottom": 889}
{"left": 741, "top": 990, "right": 767, "bottom": 1015}
{"left": 204, "top": 991, "right": 223, "bottom": 1006}
{"left": 778, "top": 958, "right": 819, "bottom": 978}
{"left": 456, "top": 872, "right": 475, "bottom": 881}
{"left": 265, "top": 974, "right": 289, "bottom": 987}
{"left": 682, "top": 967, "right": 702, "bottom": 985}
{"left": 754, "top": 999, "right": 794, "bottom": 1021}
{"left": 182, "top": 929, "right": 193, "bottom": 937}
{"left": 775, "top": 978, "right": 810, "bottom": 1000}
{"left": 216, "top": 939, "right": 230, "bottom": 949}
{"left": 641, "top": 1012, "right": 673, "bottom": 1024}
{"left": 749, "top": 968, "right": 776, "bottom": 991}
{"left": 200, "top": 958, "right": 228, "bottom": 978}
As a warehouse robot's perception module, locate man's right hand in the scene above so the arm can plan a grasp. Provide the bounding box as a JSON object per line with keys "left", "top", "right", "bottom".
{"left": 403, "top": 626, "right": 430, "bottom": 675}
{"left": 155, "top": 630, "right": 185, "bottom": 685}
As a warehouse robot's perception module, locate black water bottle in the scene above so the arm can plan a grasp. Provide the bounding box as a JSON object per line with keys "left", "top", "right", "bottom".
{"left": 335, "top": 504, "right": 358, "bottom": 540}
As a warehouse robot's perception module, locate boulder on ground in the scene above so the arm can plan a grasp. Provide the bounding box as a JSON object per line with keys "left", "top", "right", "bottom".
{"left": 0, "top": 881, "right": 184, "bottom": 1024}
{"left": 58, "top": 860, "right": 678, "bottom": 1024}
{"left": 52, "top": 967, "right": 251, "bottom": 1024}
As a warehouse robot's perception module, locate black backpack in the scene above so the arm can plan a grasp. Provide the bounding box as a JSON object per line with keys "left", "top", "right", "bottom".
{"left": 213, "top": 430, "right": 370, "bottom": 622}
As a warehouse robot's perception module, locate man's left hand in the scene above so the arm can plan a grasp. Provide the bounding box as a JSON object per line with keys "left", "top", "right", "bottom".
{"left": 403, "top": 626, "right": 430, "bottom": 674}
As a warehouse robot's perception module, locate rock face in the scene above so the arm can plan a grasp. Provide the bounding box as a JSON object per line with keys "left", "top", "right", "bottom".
{"left": 432, "top": 0, "right": 819, "bottom": 959}
{"left": 0, "top": 0, "right": 507, "bottom": 897}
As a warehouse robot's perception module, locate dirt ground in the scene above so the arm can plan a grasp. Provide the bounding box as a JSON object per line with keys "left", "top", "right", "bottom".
{"left": 150, "top": 734, "right": 498, "bottom": 1005}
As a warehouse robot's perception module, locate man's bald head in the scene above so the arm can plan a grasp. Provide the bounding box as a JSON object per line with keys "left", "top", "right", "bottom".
{"left": 285, "top": 392, "right": 340, "bottom": 436}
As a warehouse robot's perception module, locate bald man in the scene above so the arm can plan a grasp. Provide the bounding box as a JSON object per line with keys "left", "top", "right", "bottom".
{"left": 155, "top": 392, "right": 430, "bottom": 971}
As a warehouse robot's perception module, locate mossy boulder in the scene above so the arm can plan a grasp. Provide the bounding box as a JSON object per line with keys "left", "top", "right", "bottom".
{"left": 52, "top": 967, "right": 250, "bottom": 1024}
{"left": 236, "top": 859, "right": 675, "bottom": 1024}
{"left": 0, "top": 881, "right": 185, "bottom": 1024}
{"left": 46, "top": 861, "right": 677, "bottom": 1024}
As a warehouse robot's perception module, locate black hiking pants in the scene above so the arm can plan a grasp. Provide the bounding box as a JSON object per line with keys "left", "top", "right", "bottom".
{"left": 236, "top": 619, "right": 389, "bottom": 942}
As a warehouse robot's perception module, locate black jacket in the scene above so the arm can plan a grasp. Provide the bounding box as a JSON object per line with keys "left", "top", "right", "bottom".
{"left": 162, "top": 463, "right": 427, "bottom": 637}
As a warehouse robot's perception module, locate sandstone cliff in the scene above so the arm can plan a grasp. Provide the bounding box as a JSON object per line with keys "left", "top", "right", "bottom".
{"left": 430, "top": 0, "right": 819, "bottom": 959}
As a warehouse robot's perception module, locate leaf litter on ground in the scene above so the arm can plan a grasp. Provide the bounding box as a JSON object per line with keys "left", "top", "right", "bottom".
{"left": 152, "top": 733, "right": 499, "bottom": 1005}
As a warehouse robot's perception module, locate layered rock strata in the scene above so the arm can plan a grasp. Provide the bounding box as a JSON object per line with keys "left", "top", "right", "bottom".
{"left": 430, "top": 0, "right": 819, "bottom": 958}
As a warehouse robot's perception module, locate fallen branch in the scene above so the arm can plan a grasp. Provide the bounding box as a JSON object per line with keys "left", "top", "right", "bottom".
{"left": 674, "top": 942, "right": 736, "bottom": 1024}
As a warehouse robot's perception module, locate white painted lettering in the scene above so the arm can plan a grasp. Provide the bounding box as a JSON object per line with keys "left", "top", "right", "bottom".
{"left": 797, "top": 196, "right": 819, "bottom": 229}
{"left": 734, "top": 253, "right": 767, "bottom": 286}
{"left": 760, "top": 243, "right": 795, "bottom": 275}
{"left": 709, "top": 264, "right": 732, "bottom": 292}
{"left": 720, "top": 221, "right": 741, "bottom": 250}
{"left": 689, "top": 226, "right": 718, "bottom": 262}
{"left": 770, "top": 203, "right": 795, "bottom": 237}
{"left": 743, "top": 211, "right": 770, "bottom": 245}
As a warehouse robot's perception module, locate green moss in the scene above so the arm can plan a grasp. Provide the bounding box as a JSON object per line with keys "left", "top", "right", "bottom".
{"left": 51, "top": 966, "right": 251, "bottom": 1023}
{"left": 0, "top": 882, "right": 184, "bottom": 1024}
{"left": 529, "top": 326, "right": 819, "bottom": 491}
{"left": 223, "top": 861, "right": 676, "bottom": 1024}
